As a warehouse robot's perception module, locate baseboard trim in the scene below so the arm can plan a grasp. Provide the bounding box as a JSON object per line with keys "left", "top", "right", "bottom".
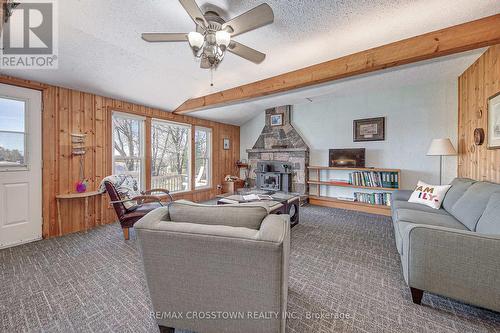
{"left": 0, "top": 236, "right": 43, "bottom": 249}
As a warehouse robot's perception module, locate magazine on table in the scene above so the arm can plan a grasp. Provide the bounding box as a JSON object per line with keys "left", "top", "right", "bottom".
{"left": 242, "top": 194, "right": 274, "bottom": 201}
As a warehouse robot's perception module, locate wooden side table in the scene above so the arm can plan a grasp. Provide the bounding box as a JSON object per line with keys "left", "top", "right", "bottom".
{"left": 55, "top": 191, "right": 103, "bottom": 236}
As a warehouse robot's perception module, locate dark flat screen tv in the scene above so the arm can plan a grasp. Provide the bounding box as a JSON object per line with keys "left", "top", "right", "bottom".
{"left": 329, "top": 149, "right": 365, "bottom": 168}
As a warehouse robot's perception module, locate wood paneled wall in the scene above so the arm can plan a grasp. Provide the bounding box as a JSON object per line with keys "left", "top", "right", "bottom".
{"left": 0, "top": 75, "right": 240, "bottom": 238}
{"left": 458, "top": 45, "right": 500, "bottom": 182}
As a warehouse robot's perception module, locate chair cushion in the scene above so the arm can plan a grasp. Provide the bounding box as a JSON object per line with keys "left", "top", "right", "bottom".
{"left": 475, "top": 192, "right": 500, "bottom": 235}
{"left": 100, "top": 175, "right": 141, "bottom": 210}
{"left": 122, "top": 202, "right": 163, "bottom": 227}
{"left": 442, "top": 178, "right": 476, "bottom": 212}
{"left": 392, "top": 200, "right": 450, "bottom": 215}
{"left": 169, "top": 200, "right": 268, "bottom": 230}
{"left": 153, "top": 221, "right": 260, "bottom": 240}
{"left": 449, "top": 182, "right": 500, "bottom": 231}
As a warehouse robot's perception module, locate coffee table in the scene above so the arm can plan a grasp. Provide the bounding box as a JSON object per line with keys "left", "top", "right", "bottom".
{"left": 217, "top": 191, "right": 300, "bottom": 227}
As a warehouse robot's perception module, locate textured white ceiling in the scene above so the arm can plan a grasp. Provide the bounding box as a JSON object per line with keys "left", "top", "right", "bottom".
{"left": 190, "top": 49, "right": 485, "bottom": 125}
{"left": 1, "top": 0, "right": 499, "bottom": 124}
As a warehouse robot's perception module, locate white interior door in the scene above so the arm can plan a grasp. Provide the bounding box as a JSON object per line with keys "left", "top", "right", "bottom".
{"left": 0, "top": 83, "right": 42, "bottom": 249}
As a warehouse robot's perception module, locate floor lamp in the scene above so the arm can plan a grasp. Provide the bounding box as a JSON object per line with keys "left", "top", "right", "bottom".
{"left": 427, "top": 138, "right": 457, "bottom": 185}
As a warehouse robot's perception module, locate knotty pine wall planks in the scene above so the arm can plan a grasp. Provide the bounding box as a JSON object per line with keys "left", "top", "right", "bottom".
{"left": 458, "top": 45, "right": 500, "bottom": 182}
{"left": 0, "top": 75, "right": 240, "bottom": 238}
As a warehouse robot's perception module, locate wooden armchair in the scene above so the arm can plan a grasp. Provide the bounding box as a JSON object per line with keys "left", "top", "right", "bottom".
{"left": 100, "top": 175, "right": 173, "bottom": 240}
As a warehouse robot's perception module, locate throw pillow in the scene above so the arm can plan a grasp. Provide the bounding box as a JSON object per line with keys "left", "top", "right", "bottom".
{"left": 408, "top": 181, "right": 451, "bottom": 209}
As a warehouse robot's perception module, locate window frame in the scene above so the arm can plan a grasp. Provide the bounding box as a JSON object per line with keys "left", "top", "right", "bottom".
{"left": 150, "top": 118, "right": 192, "bottom": 194}
{"left": 194, "top": 126, "right": 212, "bottom": 190}
{"left": 0, "top": 95, "right": 28, "bottom": 172}
{"left": 111, "top": 111, "right": 146, "bottom": 190}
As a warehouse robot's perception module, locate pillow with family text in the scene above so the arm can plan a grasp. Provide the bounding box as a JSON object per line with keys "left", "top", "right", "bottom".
{"left": 408, "top": 181, "right": 451, "bottom": 209}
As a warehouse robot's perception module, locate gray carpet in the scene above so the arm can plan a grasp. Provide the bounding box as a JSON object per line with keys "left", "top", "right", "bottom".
{"left": 1, "top": 205, "right": 499, "bottom": 333}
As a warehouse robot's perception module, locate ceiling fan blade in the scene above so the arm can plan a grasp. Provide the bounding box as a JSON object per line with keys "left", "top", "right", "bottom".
{"left": 222, "top": 3, "right": 274, "bottom": 37}
{"left": 179, "top": 0, "right": 208, "bottom": 28}
{"left": 227, "top": 41, "right": 266, "bottom": 64}
{"left": 142, "top": 33, "right": 187, "bottom": 42}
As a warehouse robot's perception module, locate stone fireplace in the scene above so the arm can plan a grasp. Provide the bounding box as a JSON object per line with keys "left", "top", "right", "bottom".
{"left": 247, "top": 105, "right": 310, "bottom": 195}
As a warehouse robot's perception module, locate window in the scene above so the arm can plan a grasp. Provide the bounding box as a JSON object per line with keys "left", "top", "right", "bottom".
{"left": 195, "top": 127, "right": 212, "bottom": 189}
{"left": 112, "top": 112, "right": 145, "bottom": 190}
{"left": 151, "top": 119, "right": 191, "bottom": 193}
{"left": 0, "top": 97, "right": 26, "bottom": 169}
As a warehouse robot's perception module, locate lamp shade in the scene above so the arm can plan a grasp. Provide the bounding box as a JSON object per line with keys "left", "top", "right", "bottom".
{"left": 188, "top": 32, "right": 204, "bottom": 51}
{"left": 427, "top": 138, "right": 457, "bottom": 156}
{"left": 215, "top": 31, "right": 231, "bottom": 48}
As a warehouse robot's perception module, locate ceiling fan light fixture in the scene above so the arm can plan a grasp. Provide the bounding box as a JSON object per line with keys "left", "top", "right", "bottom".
{"left": 215, "top": 30, "right": 231, "bottom": 50}
{"left": 141, "top": 0, "right": 274, "bottom": 71}
{"left": 188, "top": 31, "right": 204, "bottom": 51}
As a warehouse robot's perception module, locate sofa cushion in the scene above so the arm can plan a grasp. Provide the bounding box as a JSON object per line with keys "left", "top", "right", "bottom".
{"left": 393, "top": 210, "right": 468, "bottom": 255}
{"left": 169, "top": 200, "right": 268, "bottom": 230}
{"left": 442, "top": 178, "right": 476, "bottom": 212}
{"left": 392, "top": 200, "right": 450, "bottom": 215}
{"left": 449, "top": 182, "right": 500, "bottom": 231}
{"left": 475, "top": 192, "right": 500, "bottom": 235}
{"left": 394, "top": 209, "right": 468, "bottom": 230}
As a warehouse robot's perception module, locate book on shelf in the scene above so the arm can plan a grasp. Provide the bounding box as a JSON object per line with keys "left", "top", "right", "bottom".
{"left": 349, "top": 171, "right": 398, "bottom": 188}
{"left": 354, "top": 192, "right": 392, "bottom": 206}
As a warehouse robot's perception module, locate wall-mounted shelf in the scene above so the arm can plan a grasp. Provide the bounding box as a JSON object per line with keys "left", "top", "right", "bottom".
{"left": 307, "top": 166, "right": 401, "bottom": 216}
{"left": 308, "top": 195, "right": 391, "bottom": 215}
{"left": 308, "top": 166, "right": 400, "bottom": 172}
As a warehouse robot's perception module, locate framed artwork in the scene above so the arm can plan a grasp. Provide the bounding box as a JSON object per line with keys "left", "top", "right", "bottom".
{"left": 270, "top": 114, "right": 283, "bottom": 126}
{"left": 353, "top": 117, "right": 385, "bottom": 142}
{"left": 487, "top": 91, "right": 500, "bottom": 149}
{"left": 223, "top": 138, "right": 230, "bottom": 150}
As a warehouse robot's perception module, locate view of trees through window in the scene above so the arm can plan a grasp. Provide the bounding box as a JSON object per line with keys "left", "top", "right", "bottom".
{"left": 112, "top": 114, "right": 144, "bottom": 189}
{"left": 151, "top": 120, "right": 191, "bottom": 192}
{"left": 112, "top": 113, "right": 209, "bottom": 193}
{"left": 195, "top": 127, "right": 211, "bottom": 188}
{"left": 0, "top": 97, "right": 26, "bottom": 167}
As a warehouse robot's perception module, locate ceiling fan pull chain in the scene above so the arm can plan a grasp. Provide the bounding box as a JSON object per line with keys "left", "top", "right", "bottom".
{"left": 210, "top": 67, "right": 214, "bottom": 87}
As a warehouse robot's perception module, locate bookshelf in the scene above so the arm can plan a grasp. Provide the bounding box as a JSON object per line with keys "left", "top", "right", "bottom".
{"left": 307, "top": 166, "right": 401, "bottom": 216}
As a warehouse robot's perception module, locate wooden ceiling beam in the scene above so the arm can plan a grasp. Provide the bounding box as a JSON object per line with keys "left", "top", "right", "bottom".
{"left": 173, "top": 14, "right": 500, "bottom": 114}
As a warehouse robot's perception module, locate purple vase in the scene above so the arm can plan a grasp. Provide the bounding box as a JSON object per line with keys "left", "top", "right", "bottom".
{"left": 76, "top": 181, "right": 87, "bottom": 193}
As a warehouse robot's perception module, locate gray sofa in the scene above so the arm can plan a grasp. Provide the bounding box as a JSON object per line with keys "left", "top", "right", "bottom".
{"left": 135, "top": 200, "right": 290, "bottom": 333}
{"left": 391, "top": 178, "right": 500, "bottom": 312}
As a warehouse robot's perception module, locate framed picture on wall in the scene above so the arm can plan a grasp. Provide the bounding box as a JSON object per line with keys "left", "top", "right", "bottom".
{"left": 270, "top": 114, "right": 283, "bottom": 126}
{"left": 487, "top": 91, "right": 500, "bottom": 149}
{"left": 223, "top": 138, "right": 230, "bottom": 150}
{"left": 353, "top": 117, "right": 385, "bottom": 142}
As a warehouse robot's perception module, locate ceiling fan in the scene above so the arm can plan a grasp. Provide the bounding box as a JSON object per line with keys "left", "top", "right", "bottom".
{"left": 141, "top": 0, "right": 274, "bottom": 70}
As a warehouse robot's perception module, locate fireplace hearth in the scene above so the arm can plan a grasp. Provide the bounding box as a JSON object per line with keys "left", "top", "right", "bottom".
{"left": 256, "top": 161, "right": 292, "bottom": 192}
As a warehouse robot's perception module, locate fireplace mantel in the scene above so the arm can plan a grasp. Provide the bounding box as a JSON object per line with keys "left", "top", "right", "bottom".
{"left": 247, "top": 148, "right": 309, "bottom": 153}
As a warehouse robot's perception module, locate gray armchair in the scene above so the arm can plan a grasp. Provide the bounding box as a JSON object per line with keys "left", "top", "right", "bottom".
{"left": 135, "top": 200, "right": 290, "bottom": 333}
